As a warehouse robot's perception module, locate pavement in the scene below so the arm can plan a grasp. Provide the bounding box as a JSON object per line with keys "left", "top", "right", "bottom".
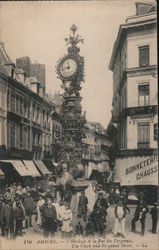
{"left": 0, "top": 205, "right": 158, "bottom": 250}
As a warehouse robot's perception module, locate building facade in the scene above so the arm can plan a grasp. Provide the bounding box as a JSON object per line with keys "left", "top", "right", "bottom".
{"left": 107, "top": 1, "right": 157, "bottom": 196}
{"left": 82, "top": 121, "right": 111, "bottom": 184}
{"left": 0, "top": 43, "right": 52, "bottom": 161}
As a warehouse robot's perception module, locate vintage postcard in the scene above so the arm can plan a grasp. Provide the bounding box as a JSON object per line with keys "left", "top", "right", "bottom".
{"left": 0, "top": 0, "right": 158, "bottom": 250}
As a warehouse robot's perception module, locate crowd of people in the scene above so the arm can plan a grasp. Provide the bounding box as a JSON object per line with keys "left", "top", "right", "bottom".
{"left": 0, "top": 182, "right": 158, "bottom": 240}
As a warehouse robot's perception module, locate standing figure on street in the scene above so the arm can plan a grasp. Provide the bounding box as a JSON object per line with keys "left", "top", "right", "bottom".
{"left": 131, "top": 199, "right": 149, "bottom": 236}
{"left": 41, "top": 197, "right": 57, "bottom": 237}
{"left": 150, "top": 202, "right": 158, "bottom": 234}
{"left": 15, "top": 201, "right": 25, "bottom": 236}
{"left": 114, "top": 199, "right": 127, "bottom": 237}
{"left": 23, "top": 192, "right": 34, "bottom": 228}
{"left": 1, "top": 199, "right": 13, "bottom": 238}
{"left": 0, "top": 197, "right": 5, "bottom": 237}
{"left": 36, "top": 195, "right": 45, "bottom": 228}
{"left": 78, "top": 191, "right": 88, "bottom": 222}
{"left": 61, "top": 202, "right": 73, "bottom": 237}
{"left": 92, "top": 199, "right": 106, "bottom": 236}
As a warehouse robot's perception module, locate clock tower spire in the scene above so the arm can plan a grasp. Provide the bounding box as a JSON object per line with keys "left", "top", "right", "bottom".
{"left": 56, "top": 25, "right": 86, "bottom": 179}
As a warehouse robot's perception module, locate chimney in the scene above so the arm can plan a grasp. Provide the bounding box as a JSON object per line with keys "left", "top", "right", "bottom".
{"left": 38, "top": 84, "right": 44, "bottom": 98}
{"left": 29, "top": 77, "right": 39, "bottom": 94}
{"left": 15, "top": 68, "right": 26, "bottom": 84}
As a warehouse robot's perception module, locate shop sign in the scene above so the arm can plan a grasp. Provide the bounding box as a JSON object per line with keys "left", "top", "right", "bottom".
{"left": 116, "top": 155, "right": 158, "bottom": 186}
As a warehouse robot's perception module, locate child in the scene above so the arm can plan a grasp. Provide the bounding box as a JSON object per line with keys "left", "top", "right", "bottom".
{"left": 61, "top": 202, "right": 73, "bottom": 237}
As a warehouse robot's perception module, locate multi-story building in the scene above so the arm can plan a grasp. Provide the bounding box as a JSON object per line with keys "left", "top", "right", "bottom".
{"left": 82, "top": 121, "right": 111, "bottom": 184}
{"left": 0, "top": 42, "right": 52, "bottom": 161}
{"left": 51, "top": 110, "right": 62, "bottom": 162}
{"left": 107, "top": 1, "right": 157, "bottom": 197}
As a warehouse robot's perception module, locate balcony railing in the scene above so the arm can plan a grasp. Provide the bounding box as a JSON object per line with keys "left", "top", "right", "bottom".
{"left": 137, "top": 142, "right": 150, "bottom": 149}
{"left": 121, "top": 105, "right": 157, "bottom": 117}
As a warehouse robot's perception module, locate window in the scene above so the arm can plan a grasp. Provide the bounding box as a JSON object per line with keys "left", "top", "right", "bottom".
{"left": 37, "top": 107, "right": 40, "bottom": 123}
{"left": 20, "top": 125, "right": 23, "bottom": 148}
{"left": 11, "top": 123, "right": 16, "bottom": 147}
{"left": 139, "top": 45, "right": 149, "bottom": 66}
{"left": 28, "top": 128, "right": 30, "bottom": 149}
{"left": 23, "top": 101, "right": 27, "bottom": 118}
{"left": 137, "top": 122, "right": 150, "bottom": 148}
{"left": 16, "top": 96, "right": 20, "bottom": 114}
{"left": 20, "top": 98, "right": 23, "bottom": 115}
{"left": 27, "top": 103, "right": 30, "bottom": 119}
{"left": 138, "top": 84, "right": 149, "bottom": 106}
{"left": 154, "top": 123, "right": 158, "bottom": 141}
{"left": 11, "top": 94, "right": 15, "bottom": 112}
{"left": 32, "top": 104, "right": 35, "bottom": 121}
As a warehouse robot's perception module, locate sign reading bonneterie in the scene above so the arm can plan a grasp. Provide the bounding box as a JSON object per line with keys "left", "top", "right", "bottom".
{"left": 116, "top": 155, "right": 158, "bottom": 186}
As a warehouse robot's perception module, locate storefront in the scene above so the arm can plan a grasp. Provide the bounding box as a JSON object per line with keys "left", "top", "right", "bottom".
{"left": 113, "top": 154, "right": 158, "bottom": 204}
{"left": 0, "top": 160, "right": 30, "bottom": 184}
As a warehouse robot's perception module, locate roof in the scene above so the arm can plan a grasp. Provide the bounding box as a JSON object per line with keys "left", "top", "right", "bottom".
{"left": 29, "top": 76, "right": 38, "bottom": 83}
{"left": 15, "top": 68, "right": 24, "bottom": 74}
{"left": 0, "top": 42, "right": 14, "bottom": 66}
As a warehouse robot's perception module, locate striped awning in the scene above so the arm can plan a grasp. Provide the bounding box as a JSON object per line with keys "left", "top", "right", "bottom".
{"left": 23, "top": 160, "right": 41, "bottom": 177}
{"left": 34, "top": 160, "right": 51, "bottom": 175}
{"left": 0, "top": 160, "right": 29, "bottom": 176}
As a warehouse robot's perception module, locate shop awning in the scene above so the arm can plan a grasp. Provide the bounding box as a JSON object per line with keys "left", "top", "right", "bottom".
{"left": 23, "top": 160, "right": 41, "bottom": 177}
{"left": 115, "top": 155, "right": 158, "bottom": 186}
{"left": 34, "top": 160, "right": 51, "bottom": 175}
{"left": 0, "top": 160, "right": 29, "bottom": 176}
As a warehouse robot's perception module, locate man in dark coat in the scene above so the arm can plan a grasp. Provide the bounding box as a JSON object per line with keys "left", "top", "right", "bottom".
{"left": 131, "top": 199, "right": 149, "bottom": 236}
{"left": 15, "top": 201, "right": 25, "bottom": 236}
{"left": 1, "top": 199, "right": 14, "bottom": 238}
{"left": 78, "top": 191, "right": 88, "bottom": 222}
{"left": 23, "top": 192, "right": 34, "bottom": 228}
{"left": 92, "top": 199, "right": 106, "bottom": 236}
{"left": 41, "top": 197, "right": 57, "bottom": 237}
{"left": 150, "top": 202, "right": 158, "bottom": 234}
{"left": 0, "top": 197, "right": 5, "bottom": 237}
{"left": 94, "top": 192, "right": 109, "bottom": 210}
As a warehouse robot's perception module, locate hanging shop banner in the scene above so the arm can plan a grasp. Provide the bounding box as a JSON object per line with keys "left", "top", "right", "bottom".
{"left": 115, "top": 154, "right": 158, "bottom": 186}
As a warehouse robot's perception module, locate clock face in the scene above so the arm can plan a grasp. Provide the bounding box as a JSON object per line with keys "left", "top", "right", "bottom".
{"left": 60, "top": 58, "right": 77, "bottom": 78}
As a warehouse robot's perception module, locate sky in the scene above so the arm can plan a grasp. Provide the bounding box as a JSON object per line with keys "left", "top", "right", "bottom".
{"left": 0, "top": 0, "right": 137, "bottom": 128}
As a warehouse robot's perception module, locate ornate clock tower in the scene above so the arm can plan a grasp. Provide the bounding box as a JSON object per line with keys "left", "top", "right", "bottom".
{"left": 56, "top": 25, "right": 86, "bottom": 178}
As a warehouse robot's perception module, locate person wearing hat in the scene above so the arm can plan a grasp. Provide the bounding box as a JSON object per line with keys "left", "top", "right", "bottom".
{"left": 114, "top": 199, "right": 127, "bottom": 237}
{"left": 41, "top": 197, "right": 57, "bottom": 237}
{"left": 131, "top": 198, "right": 149, "bottom": 236}
{"left": 1, "top": 199, "right": 13, "bottom": 238}
{"left": 150, "top": 202, "right": 158, "bottom": 234}
{"left": 92, "top": 199, "right": 107, "bottom": 236}
{"left": 61, "top": 202, "right": 73, "bottom": 237}
{"left": 23, "top": 192, "right": 34, "bottom": 228}
{"left": 0, "top": 197, "right": 5, "bottom": 237}
{"left": 15, "top": 201, "right": 25, "bottom": 236}
{"left": 78, "top": 190, "right": 88, "bottom": 222}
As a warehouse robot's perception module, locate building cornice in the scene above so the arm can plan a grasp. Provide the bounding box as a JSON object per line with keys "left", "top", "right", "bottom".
{"left": 7, "top": 76, "right": 51, "bottom": 108}
{"left": 109, "top": 14, "right": 156, "bottom": 71}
